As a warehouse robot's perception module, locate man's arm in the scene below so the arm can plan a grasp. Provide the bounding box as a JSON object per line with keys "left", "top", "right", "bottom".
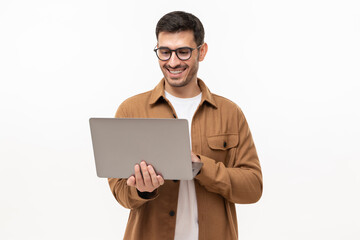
{"left": 108, "top": 104, "right": 164, "bottom": 209}
{"left": 108, "top": 161, "right": 164, "bottom": 209}
{"left": 194, "top": 108, "right": 263, "bottom": 204}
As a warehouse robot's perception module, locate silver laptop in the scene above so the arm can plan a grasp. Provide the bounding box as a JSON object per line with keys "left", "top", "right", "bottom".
{"left": 89, "top": 118, "right": 201, "bottom": 180}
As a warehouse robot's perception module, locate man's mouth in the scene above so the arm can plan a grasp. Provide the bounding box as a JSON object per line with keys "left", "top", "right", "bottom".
{"left": 167, "top": 67, "right": 186, "bottom": 75}
{"left": 169, "top": 70, "right": 184, "bottom": 74}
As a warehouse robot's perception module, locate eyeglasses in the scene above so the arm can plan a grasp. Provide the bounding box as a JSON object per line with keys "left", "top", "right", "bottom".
{"left": 154, "top": 44, "right": 203, "bottom": 61}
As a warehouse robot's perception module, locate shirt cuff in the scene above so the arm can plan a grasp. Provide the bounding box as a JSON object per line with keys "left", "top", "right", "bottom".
{"left": 136, "top": 188, "right": 159, "bottom": 199}
{"left": 194, "top": 154, "right": 218, "bottom": 184}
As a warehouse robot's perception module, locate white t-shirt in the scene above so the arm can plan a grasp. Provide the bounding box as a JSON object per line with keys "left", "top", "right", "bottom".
{"left": 165, "top": 90, "right": 202, "bottom": 240}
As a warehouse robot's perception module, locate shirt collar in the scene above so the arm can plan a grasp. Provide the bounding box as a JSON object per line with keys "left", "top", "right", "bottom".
{"left": 149, "top": 78, "right": 218, "bottom": 109}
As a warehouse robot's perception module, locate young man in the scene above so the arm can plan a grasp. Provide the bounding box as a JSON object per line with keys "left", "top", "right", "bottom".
{"left": 108, "top": 11, "right": 262, "bottom": 240}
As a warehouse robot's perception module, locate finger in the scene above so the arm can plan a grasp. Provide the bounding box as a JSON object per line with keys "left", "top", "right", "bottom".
{"left": 134, "top": 164, "right": 144, "bottom": 188}
{"left": 140, "top": 161, "right": 151, "bottom": 186}
{"left": 157, "top": 175, "right": 165, "bottom": 185}
{"left": 147, "top": 165, "right": 159, "bottom": 187}
{"left": 191, "top": 152, "right": 200, "bottom": 163}
{"left": 127, "top": 176, "right": 136, "bottom": 187}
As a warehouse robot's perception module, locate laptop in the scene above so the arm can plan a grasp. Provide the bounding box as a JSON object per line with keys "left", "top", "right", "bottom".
{"left": 89, "top": 118, "right": 202, "bottom": 180}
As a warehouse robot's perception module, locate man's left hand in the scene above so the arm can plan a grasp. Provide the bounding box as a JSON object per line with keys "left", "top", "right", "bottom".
{"left": 191, "top": 152, "right": 201, "bottom": 163}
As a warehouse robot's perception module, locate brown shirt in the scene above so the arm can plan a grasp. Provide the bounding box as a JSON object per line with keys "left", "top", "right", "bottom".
{"left": 108, "top": 78, "right": 263, "bottom": 240}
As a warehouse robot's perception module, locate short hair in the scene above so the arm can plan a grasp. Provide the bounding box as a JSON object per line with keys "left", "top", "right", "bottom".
{"left": 156, "top": 11, "right": 205, "bottom": 46}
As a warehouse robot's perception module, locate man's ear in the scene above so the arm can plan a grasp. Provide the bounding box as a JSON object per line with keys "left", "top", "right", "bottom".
{"left": 198, "top": 43, "right": 208, "bottom": 62}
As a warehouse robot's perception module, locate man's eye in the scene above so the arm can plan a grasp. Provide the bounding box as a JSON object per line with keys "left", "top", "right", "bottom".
{"left": 178, "top": 50, "right": 190, "bottom": 55}
{"left": 160, "top": 50, "right": 170, "bottom": 54}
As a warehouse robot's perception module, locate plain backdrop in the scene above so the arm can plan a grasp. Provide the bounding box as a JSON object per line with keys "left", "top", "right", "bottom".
{"left": 1, "top": 0, "right": 359, "bottom": 239}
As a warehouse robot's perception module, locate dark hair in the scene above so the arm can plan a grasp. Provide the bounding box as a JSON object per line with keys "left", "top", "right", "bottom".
{"left": 156, "top": 11, "right": 205, "bottom": 46}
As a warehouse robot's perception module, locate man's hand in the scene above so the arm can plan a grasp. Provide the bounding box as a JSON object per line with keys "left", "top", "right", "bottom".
{"left": 126, "top": 161, "right": 164, "bottom": 193}
{"left": 191, "top": 152, "right": 201, "bottom": 163}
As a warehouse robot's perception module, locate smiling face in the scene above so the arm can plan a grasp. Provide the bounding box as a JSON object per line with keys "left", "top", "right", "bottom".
{"left": 157, "top": 30, "right": 207, "bottom": 91}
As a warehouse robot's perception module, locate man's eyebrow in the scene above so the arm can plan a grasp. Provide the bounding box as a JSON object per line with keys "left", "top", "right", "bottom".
{"left": 158, "top": 46, "right": 191, "bottom": 49}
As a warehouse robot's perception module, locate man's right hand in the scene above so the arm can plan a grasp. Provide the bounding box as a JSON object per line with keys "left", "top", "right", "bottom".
{"left": 126, "top": 161, "right": 165, "bottom": 193}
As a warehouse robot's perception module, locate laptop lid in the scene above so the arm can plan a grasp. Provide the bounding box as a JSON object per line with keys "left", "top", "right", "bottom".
{"left": 89, "top": 118, "right": 194, "bottom": 180}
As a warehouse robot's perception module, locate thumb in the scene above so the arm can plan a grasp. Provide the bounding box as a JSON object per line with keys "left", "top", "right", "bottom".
{"left": 127, "top": 176, "right": 136, "bottom": 187}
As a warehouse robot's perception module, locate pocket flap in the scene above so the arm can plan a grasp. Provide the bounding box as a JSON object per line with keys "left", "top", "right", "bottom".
{"left": 207, "top": 133, "right": 239, "bottom": 150}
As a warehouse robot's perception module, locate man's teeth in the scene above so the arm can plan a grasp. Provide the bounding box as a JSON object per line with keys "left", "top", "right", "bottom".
{"left": 169, "top": 70, "right": 184, "bottom": 74}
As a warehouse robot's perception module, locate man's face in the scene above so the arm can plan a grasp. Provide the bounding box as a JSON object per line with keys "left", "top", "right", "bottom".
{"left": 157, "top": 30, "right": 204, "bottom": 88}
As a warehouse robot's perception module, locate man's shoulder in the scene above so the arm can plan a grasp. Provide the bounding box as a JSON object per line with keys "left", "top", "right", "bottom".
{"left": 121, "top": 90, "right": 153, "bottom": 106}
{"left": 209, "top": 93, "right": 248, "bottom": 127}
{"left": 211, "top": 93, "right": 244, "bottom": 115}
{"left": 115, "top": 90, "right": 153, "bottom": 117}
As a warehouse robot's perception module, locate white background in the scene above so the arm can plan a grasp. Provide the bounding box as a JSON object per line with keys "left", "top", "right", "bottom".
{"left": 1, "top": 0, "right": 359, "bottom": 239}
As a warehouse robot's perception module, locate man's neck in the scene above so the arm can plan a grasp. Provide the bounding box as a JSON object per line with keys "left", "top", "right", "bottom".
{"left": 164, "top": 78, "right": 201, "bottom": 98}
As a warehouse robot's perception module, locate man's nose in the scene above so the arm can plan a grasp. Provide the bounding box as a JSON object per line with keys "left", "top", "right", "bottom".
{"left": 167, "top": 51, "right": 181, "bottom": 68}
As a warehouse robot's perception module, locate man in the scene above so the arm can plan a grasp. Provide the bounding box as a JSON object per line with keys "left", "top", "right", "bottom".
{"left": 108, "top": 11, "right": 262, "bottom": 240}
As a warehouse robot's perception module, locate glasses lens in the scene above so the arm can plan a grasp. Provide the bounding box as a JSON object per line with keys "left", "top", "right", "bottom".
{"left": 176, "top": 48, "right": 191, "bottom": 60}
{"left": 157, "top": 48, "right": 171, "bottom": 60}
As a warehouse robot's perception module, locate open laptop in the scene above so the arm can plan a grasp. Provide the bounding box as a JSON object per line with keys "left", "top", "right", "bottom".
{"left": 89, "top": 118, "right": 202, "bottom": 180}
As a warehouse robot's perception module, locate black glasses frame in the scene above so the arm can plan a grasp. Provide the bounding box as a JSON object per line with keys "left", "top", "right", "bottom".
{"left": 153, "top": 44, "right": 203, "bottom": 61}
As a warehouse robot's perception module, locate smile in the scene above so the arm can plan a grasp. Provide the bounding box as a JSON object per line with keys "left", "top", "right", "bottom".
{"left": 167, "top": 68, "right": 186, "bottom": 75}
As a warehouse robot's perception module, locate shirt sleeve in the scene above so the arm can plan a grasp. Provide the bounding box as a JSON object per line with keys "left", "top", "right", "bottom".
{"left": 107, "top": 103, "right": 159, "bottom": 209}
{"left": 194, "top": 108, "right": 263, "bottom": 204}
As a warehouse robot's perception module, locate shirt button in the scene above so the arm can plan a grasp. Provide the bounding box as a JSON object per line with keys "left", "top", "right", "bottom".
{"left": 169, "top": 210, "right": 175, "bottom": 216}
{"left": 223, "top": 141, "right": 227, "bottom": 148}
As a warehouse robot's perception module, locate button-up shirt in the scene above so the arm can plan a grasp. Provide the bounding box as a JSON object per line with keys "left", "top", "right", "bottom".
{"left": 108, "top": 78, "right": 263, "bottom": 240}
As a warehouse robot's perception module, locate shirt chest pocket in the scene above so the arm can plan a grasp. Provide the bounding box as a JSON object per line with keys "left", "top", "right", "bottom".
{"left": 205, "top": 133, "right": 239, "bottom": 165}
